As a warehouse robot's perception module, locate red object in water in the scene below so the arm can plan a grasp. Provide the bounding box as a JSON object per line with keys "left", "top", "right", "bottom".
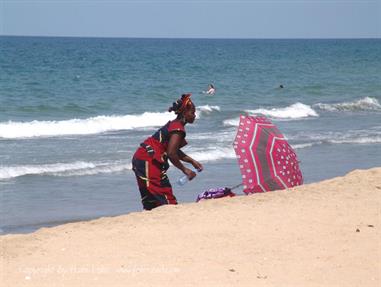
{"left": 233, "top": 115, "right": 303, "bottom": 194}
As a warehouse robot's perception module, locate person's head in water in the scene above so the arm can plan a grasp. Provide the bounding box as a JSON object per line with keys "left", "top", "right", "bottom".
{"left": 168, "top": 93, "right": 196, "bottom": 124}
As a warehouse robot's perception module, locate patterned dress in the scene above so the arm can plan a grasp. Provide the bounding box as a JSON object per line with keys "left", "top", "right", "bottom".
{"left": 132, "top": 120, "right": 187, "bottom": 210}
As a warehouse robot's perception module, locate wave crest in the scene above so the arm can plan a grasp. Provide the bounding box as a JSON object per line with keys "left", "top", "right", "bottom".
{"left": 0, "top": 112, "right": 175, "bottom": 139}
{"left": 222, "top": 103, "right": 318, "bottom": 126}
{"left": 196, "top": 105, "right": 220, "bottom": 118}
{"left": 246, "top": 103, "right": 318, "bottom": 119}
{"left": 0, "top": 161, "right": 132, "bottom": 180}
{"left": 289, "top": 128, "right": 381, "bottom": 149}
{"left": 188, "top": 147, "right": 236, "bottom": 162}
{"left": 315, "top": 97, "right": 381, "bottom": 112}
{"left": 0, "top": 105, "right": 221, "bottom": 139}
{"left": 223, "top": 118, "right": 240, "bottom": 127}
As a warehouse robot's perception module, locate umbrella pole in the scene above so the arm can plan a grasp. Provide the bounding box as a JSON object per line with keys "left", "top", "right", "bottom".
{"left": 229, "top": 183, "right": 243, "bottom": 190}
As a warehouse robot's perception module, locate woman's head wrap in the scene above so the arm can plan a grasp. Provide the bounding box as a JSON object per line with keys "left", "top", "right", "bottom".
{"left": 168, "top": 93, "right": 194, "bottom": 114}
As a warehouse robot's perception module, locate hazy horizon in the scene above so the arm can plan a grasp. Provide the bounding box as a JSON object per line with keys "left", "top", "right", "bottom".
{"left": 1, "top": 34, "right": 380, "bottom": 40}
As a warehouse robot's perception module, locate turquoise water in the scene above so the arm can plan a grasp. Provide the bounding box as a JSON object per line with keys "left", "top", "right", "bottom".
{"left": 1, "top": 36, "right": 380, "bottom": 234}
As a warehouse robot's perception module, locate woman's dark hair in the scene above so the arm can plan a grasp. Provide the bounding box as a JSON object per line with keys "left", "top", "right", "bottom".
{"left": 168, "top": 94, "right": 193, "bottom": 114}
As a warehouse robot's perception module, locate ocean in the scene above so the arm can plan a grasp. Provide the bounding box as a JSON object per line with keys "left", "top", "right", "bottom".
{"left": 1, "top": 36, "right": 380, "bottom": 234}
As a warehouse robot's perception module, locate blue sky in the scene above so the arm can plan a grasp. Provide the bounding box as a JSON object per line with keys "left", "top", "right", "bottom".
{"left": 1, "top": 0, "right": 380, "bottom": 38}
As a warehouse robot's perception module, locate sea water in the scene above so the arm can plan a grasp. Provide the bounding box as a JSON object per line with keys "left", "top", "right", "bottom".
{"left": 1, "top": 37, "right": 380, "bottom": 234}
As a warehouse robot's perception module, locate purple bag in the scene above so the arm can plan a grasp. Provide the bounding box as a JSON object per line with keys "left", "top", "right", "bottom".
{"left": 196, "top": 187, "right": 236, "bottom": 202}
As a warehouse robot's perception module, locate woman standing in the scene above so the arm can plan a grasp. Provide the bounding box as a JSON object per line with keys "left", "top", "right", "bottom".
{"left": 132, "top": 94, "right": 203, "bottom": 210}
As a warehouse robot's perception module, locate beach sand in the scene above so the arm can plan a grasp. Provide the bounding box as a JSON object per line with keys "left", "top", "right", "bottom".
{"left": 1, "top": 167, "right": 380, "bottom": 287}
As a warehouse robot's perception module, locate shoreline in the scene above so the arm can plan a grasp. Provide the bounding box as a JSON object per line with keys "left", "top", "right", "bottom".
{"left": 1, "top": 167, "right": 380, "bottom": 286}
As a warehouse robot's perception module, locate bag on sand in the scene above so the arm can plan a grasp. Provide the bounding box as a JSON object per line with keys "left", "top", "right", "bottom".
{"left": 196, "top": 187, "right": 236, "bottom": 202}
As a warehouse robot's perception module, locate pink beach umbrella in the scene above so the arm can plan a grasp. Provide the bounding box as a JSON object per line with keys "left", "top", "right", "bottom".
{"left": 233, "top": 115, "right": 303, "bottom": 194}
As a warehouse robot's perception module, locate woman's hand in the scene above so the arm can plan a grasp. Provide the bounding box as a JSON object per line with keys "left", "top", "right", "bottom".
{"left": 191, "top": 160, "right": 203, "bottom": 172}
{"left": 183, "top": 168, "right": 197, "bottom": 180}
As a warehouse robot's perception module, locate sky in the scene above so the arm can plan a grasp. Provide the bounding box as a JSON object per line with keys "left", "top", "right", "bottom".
{"left": 1, "top": 0, "right": 380, "bottom": 39}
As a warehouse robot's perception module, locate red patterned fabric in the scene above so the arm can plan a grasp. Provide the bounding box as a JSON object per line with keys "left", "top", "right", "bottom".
{"left": 132, "top": 120, "right": 187, "bottom": 209}
{"left": 134, "top": 120, "right": 186, "bottom": 163}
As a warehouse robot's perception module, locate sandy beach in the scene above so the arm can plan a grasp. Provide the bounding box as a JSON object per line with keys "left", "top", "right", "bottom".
{"left": 1, "top": 167, "right": 380, "bottom": 286}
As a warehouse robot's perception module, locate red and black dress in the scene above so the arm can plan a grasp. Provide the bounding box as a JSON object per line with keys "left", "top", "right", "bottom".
{"left": 132, "top": 120, "right": 187, "bottom": 210}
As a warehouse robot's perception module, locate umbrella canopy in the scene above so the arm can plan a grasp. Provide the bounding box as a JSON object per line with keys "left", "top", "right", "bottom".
{"left": 233, "top": 115, "right": 303, "bottom": 194}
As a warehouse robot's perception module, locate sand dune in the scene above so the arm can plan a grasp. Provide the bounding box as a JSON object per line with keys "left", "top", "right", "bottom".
{"left": 1, "top": 167, "right": 380, "bottom": 287}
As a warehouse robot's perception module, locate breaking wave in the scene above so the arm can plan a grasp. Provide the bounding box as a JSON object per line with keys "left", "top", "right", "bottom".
{"left": 187, "top": 146, "right": 236, "bottom": 162}
{"left": 327, "top": 136, "right": 381, "bottom": 144}
{"left": 0, "top": 105, "right": 221, "bottom": 139}
{"left": 290, "top": 136, "right": 381, "bottom": 150}
{"left": 0, "top": 113, "right": 173, "bottom": 139}
{"left": 288, "top": 128, "right": 381, "bottom": 149}
{"left": 314, "top": 97, "right": 381, "bottom": 112}
{"left": 0, "top": 161, "right": 132, "bottom": 180}
{"left": 222, "top": 118, "right": 240, "bottom": 127}
{"left": 222, "top": 103, "right": 318, "bottom": 127}
{"left": 0, "top": 147, "right": 235, "bottom": 180}
{"left": 246, "top": 103, "right": 319, "bottom": 119}
{"left": 196, "top": 105, "right": 220, "bottom": 115}
{"left": 291, "top": 143, "right": 317, "bottom": 149}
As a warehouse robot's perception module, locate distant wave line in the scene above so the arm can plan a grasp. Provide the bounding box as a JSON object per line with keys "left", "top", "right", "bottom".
{"left": 314, "top": 97, "right": 381, "bottom": 112}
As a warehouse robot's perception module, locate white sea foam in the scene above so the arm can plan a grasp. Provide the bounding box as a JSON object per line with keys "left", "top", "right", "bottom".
{"left": 222, "top": 103, "right": 317, "bottom": 126}
{"left": 246, "top": 103, "right": 319, "bottom": 119}
{"left": 0, "top": 112, "right": 174, "bottom": 139}
{"left": 0, "top": 148, "right": 234, "bottom": 180}
{"left": 223, "top": 118, "right": 240, "bottom": 127}
{"left": 291, "top": 142, "right": 318, "bottom": 149}
{"left": 289, "top": 128, "right": 381, "bottom": 148}
{"left": 197, "top": 105, "right": 220, "bottom": 113}
{"left": 314, "top": 97, "right": 381, "bottom": 112}
{"left": 195, "top": 105, "right": 220, "bottom": 118}
{"left": 328, "top": 137, "right": 381, "bottom": 144}
{"left": 0, "top": 105, "right": 221, "bottom": 139}
{"left": 187, "top": 147, "right": 236, "bottom": 162}
{"left": 293, "top": 136, "right": 381, "bottom": 147}
{"left": 0, "top": 161, "right": 132, "bottom": 180}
